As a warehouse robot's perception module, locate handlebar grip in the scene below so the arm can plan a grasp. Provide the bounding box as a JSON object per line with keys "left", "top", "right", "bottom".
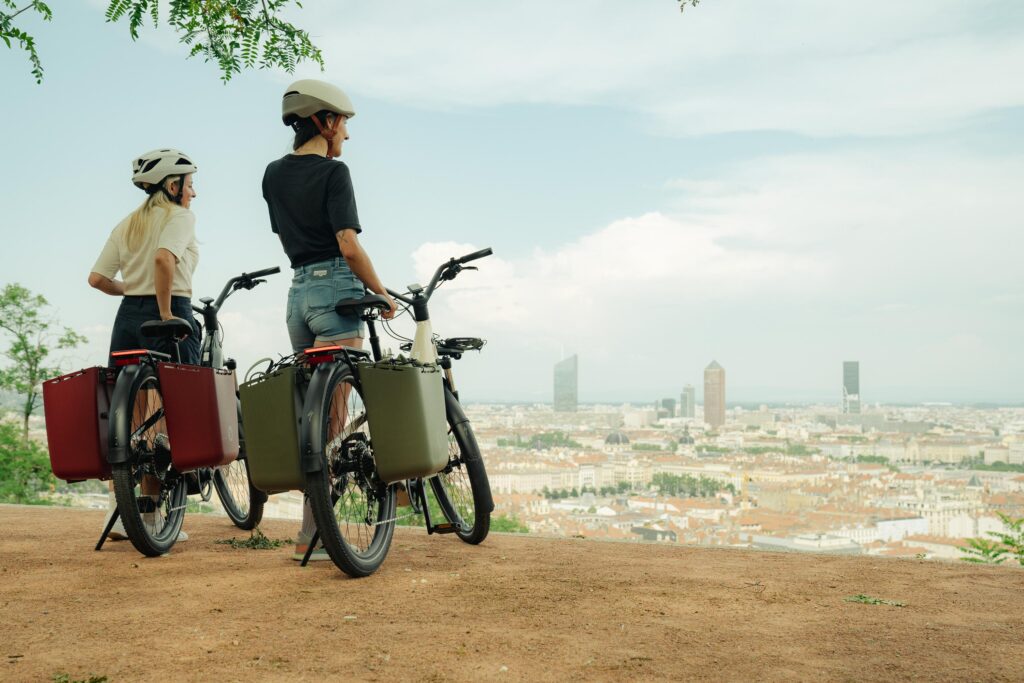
{"left": 246, "top": 266, "right": 281, "bottom": 278}
{"left": 458, "top": 248, "right": 493, "bottom": 264}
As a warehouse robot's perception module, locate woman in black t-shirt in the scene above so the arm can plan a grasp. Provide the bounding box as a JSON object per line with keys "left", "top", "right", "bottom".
{"left": 263, "top": 79, "right": 396, "bottom": 561}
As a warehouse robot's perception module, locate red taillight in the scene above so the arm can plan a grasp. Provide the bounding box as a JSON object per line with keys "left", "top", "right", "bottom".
{"left": 111, "top": 349, "right": 149, "bottom": 367}
{"left": 304, "top": 345, "right": 343, "bottom": 366}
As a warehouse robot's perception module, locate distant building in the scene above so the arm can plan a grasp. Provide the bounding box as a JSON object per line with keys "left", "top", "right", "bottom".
{"left": 680, "top": 384, "right": 696, "bottom": 418}
{"left": 703, "top": 361, "right": 726, "bottom": 429}
{"left": 658, "top": 398, "right": 677, "bottom": 418}
{"left": 553, "top": 355, "right": 578, "bottom": 412}
{"left": 842, "top": 361, "right": 861, "bottom": 414}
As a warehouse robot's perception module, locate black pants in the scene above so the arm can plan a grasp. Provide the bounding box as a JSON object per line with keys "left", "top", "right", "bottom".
{"left": 108, "top": 296, "right": 201, "bottom": 365}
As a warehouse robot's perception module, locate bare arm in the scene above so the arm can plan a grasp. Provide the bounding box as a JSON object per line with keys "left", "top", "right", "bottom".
{"left": 336, "top": 229, "right": 397, "bottom": 318}
{"left": 88, "top": 272, "right": 125, "bottom": 296}
{"left": 154, "top": 248, "right": 177, "bottom": 320}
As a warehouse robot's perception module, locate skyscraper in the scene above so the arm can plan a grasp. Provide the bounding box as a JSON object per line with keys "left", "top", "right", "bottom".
{"left": 554, "top": 355, "right": 578, "bottom": 412}
{"left": 703, "top": 361, "right": 726, "bottom": 428}
{"left": 842, "top": 361, "right": 861, "bottom": 414}
{"left": 659, "top": 398, "right": 677, "bottom": 418}
{"left": 680, "top": 384, "right": 696, "bottom": 418}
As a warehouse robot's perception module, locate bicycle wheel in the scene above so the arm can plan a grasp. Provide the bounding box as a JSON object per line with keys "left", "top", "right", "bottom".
{"left": 111, "top": 364, "right": 187, "bottom": 557}
{"left": 429, "top": 388, "right": 493, "bottom": 545}
{"left": 305, "top": 364, "right": 396, "bottom": 577}
{"left": 213, "top": 399, "right": 266, "bottom": 530}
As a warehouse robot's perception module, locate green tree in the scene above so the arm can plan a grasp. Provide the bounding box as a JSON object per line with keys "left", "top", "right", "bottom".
{"left": 490, "top": 514, "right": 529, "bottom": 534}
{"left": 958, "top": 537, "right": 1007, "bottom": 565}
{"left": 0, "top": 283, "right": 86, "bottom": 442}
{"left": 3, "top": 0, "right": 323, "bottom": 83}
{"left": 0, "top": 420, "right": 55, "bottom": 503}
{"left": 959, "top": 514, "right": 1024, "bottom": 566}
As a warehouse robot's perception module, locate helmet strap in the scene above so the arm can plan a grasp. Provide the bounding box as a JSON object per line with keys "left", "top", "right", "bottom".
{"left": 159, "top": 175, "right": 186, "bottom": 205}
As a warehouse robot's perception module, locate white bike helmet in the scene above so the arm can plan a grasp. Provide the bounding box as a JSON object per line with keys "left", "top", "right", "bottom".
{"left": 282, "top": 79, "right": 355, "bottom": 126}
{"left": 132, "top": 148, "right": 197, "bottom": 193}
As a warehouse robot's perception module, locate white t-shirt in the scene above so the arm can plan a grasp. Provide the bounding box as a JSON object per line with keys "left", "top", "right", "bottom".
{"left": 91, "top": 207, "right": 199, "bottom": 297}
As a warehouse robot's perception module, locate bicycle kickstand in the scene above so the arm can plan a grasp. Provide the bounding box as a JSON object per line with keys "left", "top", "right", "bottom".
{"left": 300, "top": 530, "right": 321, "bottom": 567}
{"left": 95, "top": 508, "right": 121, "bottom": 551}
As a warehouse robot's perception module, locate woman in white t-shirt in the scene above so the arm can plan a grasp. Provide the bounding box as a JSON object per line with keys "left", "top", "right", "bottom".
{"left": 88, "top": 148, "right": 200, "bottom": 542}
{"left": 90, "top": 148, "right": 201, "bottom": 362}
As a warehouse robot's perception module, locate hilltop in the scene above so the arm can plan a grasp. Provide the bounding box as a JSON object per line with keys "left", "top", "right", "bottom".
{"left": 1, "top": 505, "right": 1023, "bottom": 682}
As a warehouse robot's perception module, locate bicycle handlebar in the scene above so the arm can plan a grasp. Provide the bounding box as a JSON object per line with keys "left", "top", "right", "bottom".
{"left": 424, "top": 247, "right": 493, "bottom": 297}
{"left": 212, "top": 266, "right": 281, "bottom": 309}
{"left": 458, "top": 248, "right": 492, "bottom": 264}
{"left": 246, "top": 266, "right": 282, "bottom": 279}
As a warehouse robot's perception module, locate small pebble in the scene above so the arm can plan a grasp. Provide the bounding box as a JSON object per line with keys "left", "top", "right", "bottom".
{"left": 499, "top": 665, "right": 509, "bottom": 673}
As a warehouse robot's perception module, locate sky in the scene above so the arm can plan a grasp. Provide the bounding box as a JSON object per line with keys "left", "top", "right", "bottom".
{"left": 0, "top": 0, "right": 1022, "bottom": 405}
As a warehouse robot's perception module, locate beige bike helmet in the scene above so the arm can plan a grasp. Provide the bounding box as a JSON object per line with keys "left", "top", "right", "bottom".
{"left": 131, "top": 149, "right": 197, "bottom": 203}
{"left": 282, "top": 79, "right": 356, "bottom": 125}
{"left": 282, "top": 79, "right": 355, "bottom": 158}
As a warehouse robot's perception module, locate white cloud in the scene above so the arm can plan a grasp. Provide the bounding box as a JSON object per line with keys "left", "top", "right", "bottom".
{"left": 396, "top": 147, "right": 1023, "bottom": 402}
{"left": 292, "top": 0, "right": 1024, "bottom": 137}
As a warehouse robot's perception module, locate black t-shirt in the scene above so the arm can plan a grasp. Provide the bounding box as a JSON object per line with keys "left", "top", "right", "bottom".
{"left": 262, "top": 154, "right": 361, "bottom": 268}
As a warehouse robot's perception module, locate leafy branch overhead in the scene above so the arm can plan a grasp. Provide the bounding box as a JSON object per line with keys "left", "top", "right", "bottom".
{"left": 105, "top": 0, "right": 324, "bottom": 82}
{"left": 1, "top": 0, "right": 323, "bottom": 83}
{"left": 1, "top": 1, "right": 52, "bottom": 83}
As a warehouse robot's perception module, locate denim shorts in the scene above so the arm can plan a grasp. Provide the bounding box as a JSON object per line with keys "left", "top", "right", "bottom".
{"left": 109, "top": 296, "right": 201, "bottom": 365}
{"left": 286, "top": 258, "right": 365, "bottom": 352}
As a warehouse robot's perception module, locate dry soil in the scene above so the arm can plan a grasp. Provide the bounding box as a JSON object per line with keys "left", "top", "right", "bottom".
{"left": 2, "top": 505, "right": 1023, "bottom": 682}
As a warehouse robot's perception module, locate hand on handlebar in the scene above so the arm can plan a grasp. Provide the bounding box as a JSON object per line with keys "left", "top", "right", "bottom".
{"left": 381, "top": 293, "right": 398, "bottom": 320}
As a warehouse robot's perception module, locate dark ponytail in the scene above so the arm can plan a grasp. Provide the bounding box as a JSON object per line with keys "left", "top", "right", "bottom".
{"left": 291, "top": 109, "right": 336, "bottom": 151}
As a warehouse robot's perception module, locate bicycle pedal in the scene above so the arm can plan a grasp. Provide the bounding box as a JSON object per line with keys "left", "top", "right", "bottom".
{"left": 430, "top": 523, "right": 458, "bottom": 534}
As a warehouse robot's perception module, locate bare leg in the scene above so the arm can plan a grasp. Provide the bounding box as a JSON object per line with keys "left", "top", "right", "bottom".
{"left": 298, "top": 337, "right": 363, "bottom": 547}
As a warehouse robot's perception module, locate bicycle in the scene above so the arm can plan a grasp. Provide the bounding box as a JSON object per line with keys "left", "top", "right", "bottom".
{"left": 299, "top": 247, "right": 496, "bottom": 577}
{"left": 99, "top": 267, "right": 280, "bottom": 557}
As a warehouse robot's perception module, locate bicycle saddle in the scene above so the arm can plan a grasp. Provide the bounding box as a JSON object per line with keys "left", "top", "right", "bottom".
{"left": 335, "top": 293, "right": 391, "bottom": 317}
{"left": 140, "top": 318, "right": 193, "bottom": 339}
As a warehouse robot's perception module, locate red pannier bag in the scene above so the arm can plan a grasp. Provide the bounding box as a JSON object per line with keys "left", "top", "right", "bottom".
{"left": 156, "top": 363, "right": 239, "bottom": 471}
{"left": 42, "top": 367, "right": 114, "bottom": 482}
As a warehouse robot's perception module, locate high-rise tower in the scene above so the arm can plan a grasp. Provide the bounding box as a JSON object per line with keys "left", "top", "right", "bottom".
{"left": 680, "top": 384, "right": 696, "bottom": 418}
{"left": 554, "top": 355, "right": 578, "bottom": 412}
{"left": 703, "top": 361, "right": 726, "bottom": 428}
{"left": 842, "top": 361, "right": 861, "bottom": 414}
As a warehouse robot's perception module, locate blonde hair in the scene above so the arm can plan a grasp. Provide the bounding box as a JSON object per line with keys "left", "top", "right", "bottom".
{"left": 125, "top": 178, "right": 180, "bottom": 251}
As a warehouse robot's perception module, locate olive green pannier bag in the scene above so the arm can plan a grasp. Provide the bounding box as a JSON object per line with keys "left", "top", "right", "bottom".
{"left": 239, "top": 365, "right": 305, "bottom": 494}
{"left": 359, "top": 359, "right": 448, "bottom": 484}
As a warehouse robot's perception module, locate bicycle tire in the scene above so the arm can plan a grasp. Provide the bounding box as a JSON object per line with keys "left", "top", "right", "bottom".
{"left": 305, "top": 363, "right": 396, "bottom": 577}
{"left": 429, "top": 389, "right": 492, "bottom": 545}
{"left": 111, "top": 364, "right": 187, "bottom": 557}
{"left": 213, "top": 399, "right": 266, "bottom": 530}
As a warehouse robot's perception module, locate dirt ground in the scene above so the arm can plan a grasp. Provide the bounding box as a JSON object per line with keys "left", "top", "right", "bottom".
{"left": 2, "top": 506, "right": 1024, "bottom": 682}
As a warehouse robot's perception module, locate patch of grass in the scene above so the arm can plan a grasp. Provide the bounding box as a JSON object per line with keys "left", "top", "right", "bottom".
{"left": 52, "top": 674, "right": 108, "bottom": 683}
{"left": 844, "top": 593, "right": 906, "bottom": 607}
{"left": 214, "top": 527, "right": 291, "bottom": 550}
